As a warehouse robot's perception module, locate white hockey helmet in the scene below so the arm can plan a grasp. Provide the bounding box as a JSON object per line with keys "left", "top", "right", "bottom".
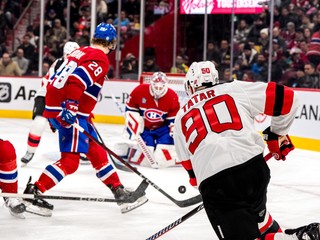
{"left": 150, "top": 71, "right": 168, "bottom": 99}
{"left": 185, "top": 61, "right": 219, "bottom": 96}
{"left": 63, "top": 41, "right": 80, "bottom": 56}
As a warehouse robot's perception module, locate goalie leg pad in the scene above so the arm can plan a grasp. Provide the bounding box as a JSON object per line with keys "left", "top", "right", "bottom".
{"left": 154, "top": 144, "right": 179, "bottom": 168}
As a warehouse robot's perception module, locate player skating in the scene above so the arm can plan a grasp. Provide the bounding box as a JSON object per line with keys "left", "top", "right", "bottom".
{"left": 173, "top": 61, "right": 319, "bottom": 240}
{"left": 21, "top": 41, "right": 80, "bottom": 164}
{"left": 117, "top": 71, "right": 180, "bottom": 168}
{"left": 23, "top": 23, "right": 148, "bottom": 217}
{"left": 0, "top": 139, "right": 26, "bottom": 218}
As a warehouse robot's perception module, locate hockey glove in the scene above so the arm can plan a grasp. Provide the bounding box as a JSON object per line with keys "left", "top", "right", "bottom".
{"left": 181, "top": 159, "right": 198, "bottom": 189}
{"left": 263, "top": 127, "right": 295, "bottom": 161}
{"left": 56, "top": 100, "right": 79, "bottom": 128}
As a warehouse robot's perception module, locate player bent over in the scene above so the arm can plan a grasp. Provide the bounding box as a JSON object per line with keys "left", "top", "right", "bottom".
{"left": 173, "top": 61, "right": 320, "bottom": 240}
{"left": 0, "top": 139, "right": 25, "bottom": 218}
{"left": 23, "top": 23, "right": 147, "bottom": 217}
{"left": 115, "top": 72, "right": 180, "bottom": 168}
{"left": 21, "top": 41, "right": 80, "bottom": 164}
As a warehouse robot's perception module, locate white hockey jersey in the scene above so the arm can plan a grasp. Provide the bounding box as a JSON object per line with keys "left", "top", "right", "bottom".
{"left": 173, "top": 80, "right": 299, "bottom": 185}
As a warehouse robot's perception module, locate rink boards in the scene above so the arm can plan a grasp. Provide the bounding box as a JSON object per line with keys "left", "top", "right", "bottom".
{"left": 0, "top": 76, "right": 319, "bottom": 151}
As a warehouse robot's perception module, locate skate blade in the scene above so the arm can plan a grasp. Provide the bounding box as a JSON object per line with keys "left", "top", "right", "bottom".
{"left": 24, "top": 202, "right": 52, "bottom": 217}
{"left": 120, "top": 196, "right": 148, "bottom": 214}
{"left": 25, "top": 207, "right": 52, "bottom": 217}
{"left": 9, "top": 210, "right": 26, "bottom": 219}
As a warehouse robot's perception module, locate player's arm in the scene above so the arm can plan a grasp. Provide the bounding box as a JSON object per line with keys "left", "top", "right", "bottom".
{"left": 239, "top": 81, "right": 299, "bottom": 160}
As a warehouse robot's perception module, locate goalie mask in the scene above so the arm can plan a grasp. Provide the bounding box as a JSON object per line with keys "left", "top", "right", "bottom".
{"left": 150, "top": 72, "right": 168, "bottom": 99}
{"left": 185, "top": 61, "right": 219, "bottom": 96}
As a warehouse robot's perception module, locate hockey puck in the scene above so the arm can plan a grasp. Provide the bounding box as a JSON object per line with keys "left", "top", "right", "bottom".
{"left": 178, "top": 185, "right": 186, "bottom": 194}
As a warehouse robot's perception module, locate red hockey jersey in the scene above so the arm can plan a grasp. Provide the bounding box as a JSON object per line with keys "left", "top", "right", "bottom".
{"left": 125, "top": 84, "right": 180, "bottom": 130}
{"left": 43, "top": 46, "right": 109, "bottom": 119}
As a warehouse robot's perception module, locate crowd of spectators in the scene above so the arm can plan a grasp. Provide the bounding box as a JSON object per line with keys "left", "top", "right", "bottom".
{"left": 0, "top": 0, "right": 319, "bottom": 89}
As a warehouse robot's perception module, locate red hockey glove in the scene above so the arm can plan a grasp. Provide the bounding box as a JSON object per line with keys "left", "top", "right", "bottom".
{"left": 181, "top": 159, "right": 198, "bottom": 189}
{"left": 263, "top": 127, "right": 295, "bottom": 161}
{"left": 56, "top": 100, "right": 79, "bottom": 128}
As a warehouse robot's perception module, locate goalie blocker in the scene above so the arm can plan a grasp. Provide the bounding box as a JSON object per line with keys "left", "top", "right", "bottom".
{"left": 114, "top": 108, "right": 180, "bottom": 168}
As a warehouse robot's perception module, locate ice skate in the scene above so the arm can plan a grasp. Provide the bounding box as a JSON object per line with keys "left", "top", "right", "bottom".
{"left": 285, "top": 223, "right": 320, "bottom": 240}
{"left": 111, "top": 185, "right": 148, "bottom": 214}
{"left": 80, "top": 154, "right": 90, "bottom": 165}
{"left": 4, "top": 197, "right": 26, "bottom": 219}
{"left": 21, "top": 151, "right": 35, "bottom": 164}
{"left": 23, "top": 177, "right": 54, "bottom": 217}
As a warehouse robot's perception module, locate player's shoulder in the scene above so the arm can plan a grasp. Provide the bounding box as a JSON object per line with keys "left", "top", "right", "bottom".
{"left": 79, "top": 46, "right": 109, "bottom": 62}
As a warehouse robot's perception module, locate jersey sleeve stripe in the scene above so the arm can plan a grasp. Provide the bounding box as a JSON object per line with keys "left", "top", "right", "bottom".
{"left": 264, "top": 82, "right": 276, "bottom": 116}
{"left": 281, "top": 87, "right": 294, "bottom": 115}
{"left": 71, "top": 66, "right": 93, "bottom": 88}
{"left": 273, "top": 84, "right": 284, "bottom": 116}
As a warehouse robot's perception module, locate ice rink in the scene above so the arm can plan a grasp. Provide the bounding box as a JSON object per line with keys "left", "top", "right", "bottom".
{"left": 0, "top": 118, "right": 319, "bottom": 240}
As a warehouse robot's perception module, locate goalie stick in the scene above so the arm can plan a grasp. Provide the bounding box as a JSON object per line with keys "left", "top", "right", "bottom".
{"left": 146, "top": 153, "right": 273, "bottom": 239}
{"left": 110, "top": 93, "right": 159, "bottom": 168}
{"left": 73, "top": 122, "right": 202, "bottom": 208}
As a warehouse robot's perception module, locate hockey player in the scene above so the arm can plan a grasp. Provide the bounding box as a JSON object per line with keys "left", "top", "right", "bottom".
{"left": 0, "top": 139, "right": 26, "bottom": 218}
{"left": 23, "top": 23, "right": 148, "bottom": 216}
{"left": 123, "top": 71, "right": 180, "bottom": 168}
{"left": 173, "top": 61, "right": 320, "bottom": 240}
{"left": 21, "top": 41, "right": 80, "bottom": 164}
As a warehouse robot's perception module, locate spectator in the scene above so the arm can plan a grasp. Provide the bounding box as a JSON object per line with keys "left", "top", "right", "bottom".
{"left": 113, "top": 11, "right": 130, "bottom": 28}
{"left": 298, "top": 62, "right": 320, "bottom": 88}
{"left": 247, "top": 16, "right": 266, "bottom": 43}
{"left": 306, "top": 23, "right": 320, "bottom": 68}
{"left": 97, "top": 0, "right": 108, "bottom": 24}
{"left": 272, "top": 26, "right": 286, "bottom": 52}
{"left": 206, "top": 41, "right": 220, "bottom": 64}
{"left": 257, "top": 28, "right": 269, "bottom": 55}
{"left": 52, "top": 19, "right": 68, "bottom": 53}
{"left": 171, "top": 55, "right": 188, "bottom": 74}
{"left": 17, "top": 34, "right": 36, "bottom": 74}
{"left": 289, "top": 47, "right": 305, "bottom": 71}
{"left": 12, "top": 48, "right": 29, "bottom": 75}
{"left": 240, "top": 43, "right": 258, "bottom": 71}
{"left": 143, "top": 56, "right": 161, "bottom": 72}
{"left": 251, "top": 53, "right": 268, "bottom": 82}
{"left": 219, "top": 39, "right": 230, "bottom": 65}
{"left": 234, "top": 19, "right": 252, "bottom": 44}
{"left": 42, "top": 61, "right": 50, "bottom": 76}
{"left": 120, "top": 53, "right": 138, "bottom": 80}
{"left": 0, "top": 53, "right": 22, "bottom": 76}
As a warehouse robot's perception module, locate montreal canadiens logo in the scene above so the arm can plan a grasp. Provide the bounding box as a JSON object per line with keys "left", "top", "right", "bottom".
{"left": 144, "top": 109, "right": 163, "bottom": 122}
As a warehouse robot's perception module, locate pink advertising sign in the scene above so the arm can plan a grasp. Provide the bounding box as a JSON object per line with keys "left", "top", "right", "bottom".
{"left": 180, "top": 0, "right": 265, "bottom": 14}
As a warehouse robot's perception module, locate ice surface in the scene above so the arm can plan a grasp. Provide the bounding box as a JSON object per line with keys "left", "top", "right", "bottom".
{"left": 0, "top": 118, "right": 319, "bottom": 240}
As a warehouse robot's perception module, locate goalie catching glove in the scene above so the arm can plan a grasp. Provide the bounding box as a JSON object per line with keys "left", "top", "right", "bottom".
{"left": 125, "top": 111, "right": 144, "bottom": 140}
{"left": 263, "top": 126, "right": 294, "bottom": 160}
{"left": 56, "top": 100, "right": 79, "bottom": 128}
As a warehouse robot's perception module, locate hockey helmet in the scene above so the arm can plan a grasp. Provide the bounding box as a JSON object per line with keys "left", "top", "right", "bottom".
{"left": 185, "top": 61, "right": 219, "bottom": 96}
{"left": 94, "top": 23, "right": 117, "bottom": 50}
{"left": 63, "top": 41, "right": 80, "bottom": 56}
{"left": 150, "top": 72, "right": 168, "bottom": 99}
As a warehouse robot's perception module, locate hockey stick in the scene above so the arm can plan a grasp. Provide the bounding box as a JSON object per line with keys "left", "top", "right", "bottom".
{"left": 110, "top": 93, "right": 159, "bottom": 168}
{"left": 73, "top": 122, "right": 202, "bottom": 208}
{"left": 91, "top": 123, "right": 133, "bottom": 172}
{"left": 146, "top": 204, "right": 204, "bottom": 240}
{"left": 0, "top": 180, "right": 148, "bottom": 203}
{"left": 0, "top": 192, "right": 120, "bottom": 203}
